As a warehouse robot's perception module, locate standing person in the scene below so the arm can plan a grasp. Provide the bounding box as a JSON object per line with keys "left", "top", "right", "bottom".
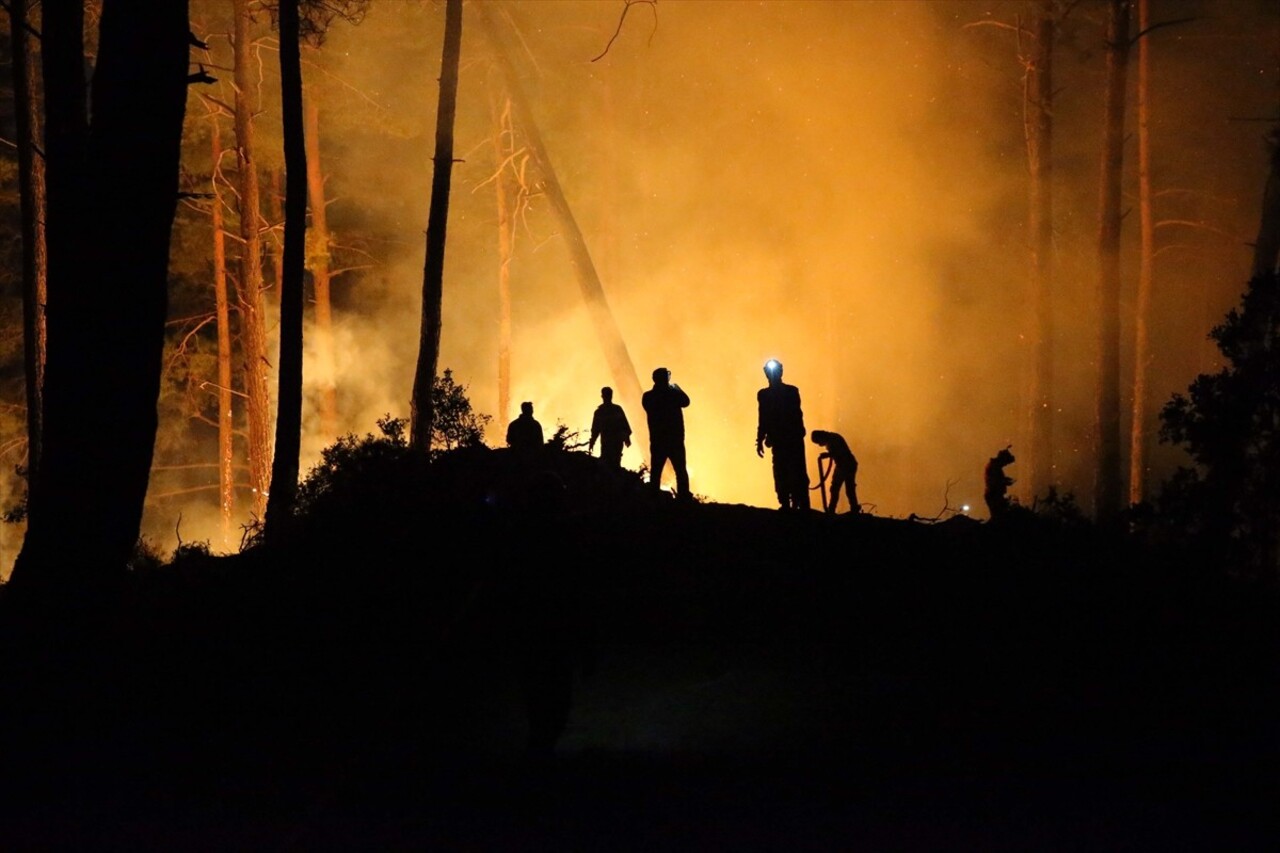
{"left": 811, "top": 429, "right": 859, "bottom": 514}
{"left": 506, "top": 401, "right": 544, "bottom": 451}
{"left": 642, "top": 367, "right": 691, "bottom": 500}
{"left": 984, "top": 446, "right": 1016, "bottom": 521}
{"left": 588, "top": 386, "right": 632, "bottom": 468}
{"left": 756, "top": 359, "right": 810, "bottom": 511}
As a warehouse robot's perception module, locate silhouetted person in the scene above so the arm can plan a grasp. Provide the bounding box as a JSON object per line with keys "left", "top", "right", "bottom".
{"left": 984, "top": 445, "right": 1016, "bottom": 520}
{"left": 756, "top": 359, "right": 810, "bottom": 510}
{"left": 506, "top": 401, "right": 543, "bottom": 451}
{"left": 642, "top": 367, "right": 691, "bottom": 500}
{"left": 588, "top": 386, "right": 632, "bottom": 468}
{"left": 811, "top": 429, "right": 859, "bottom": 514}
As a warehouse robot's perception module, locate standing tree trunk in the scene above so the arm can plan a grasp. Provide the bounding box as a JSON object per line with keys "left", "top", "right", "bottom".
{"left": 476, "top": 0, "right": 647, "bottom": 454}
{"left": 211, "top": 119, "right": 236, "bottom": 549}
{"left": 234, "top": 0, "right": 274, "bottom": 517}
{"left": 8, "top": 0, "right": 47, "bottom": 485}
{"left": 1093, "top": 0, "right": 1130, "bottom": 520}
{"left": 410, "top": 0, "right": 463, "bottom": 452}
{"left": 304, "top": 91, "right": 339, "bottom": 437}
{"left": 490, "top": 90, "right": 516, "bottom": 428}
{"left": 266, "top": 0, "right": 307, "bottom": 532}
{"left": 1129, "top": 0, "right": 1154, "bottom": 506}
{"left": 1025, "top": 0, "right": 1056, "bottom": 501}
{"left": 12, "top": 0, "right": 192, "bottom": 589}
{"left": 268, "top": 168, "right": 286, "bottom": 310}
{"left": 1251, "top": 131, "right": 1280, "bottom": 279}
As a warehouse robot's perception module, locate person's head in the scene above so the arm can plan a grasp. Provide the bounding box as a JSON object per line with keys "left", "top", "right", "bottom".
{"left": 994, "top": 446, "right": 1015, "bottom": 466}
{"left": 601, "top": 386, "right": 613, "bottom": 402}
{"left": 811, "top": 429, "right": 831, "bottom": 446}
{"left": 521, "top": 401, "right": 534, "bottom": 416}
{"left": 652, "top": 367, "right": 670, "bottom": 386}
{"left": 763, "top": 359, "right": 783, "bottom": 383}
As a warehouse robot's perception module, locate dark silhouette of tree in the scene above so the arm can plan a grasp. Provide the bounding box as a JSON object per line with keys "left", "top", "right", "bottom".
{"left": 11, "top": 0, "right": 197, "bottom": 590}
{"left": 263, "top": 0, "right": 369, "bottom": 531}
{"left": 265, "top": 0, "right": 308, "bottom": 534}
{"left": 410, "top": 0, "right": 463, "bottom": 453}
{"left": 1093, "top": 0, "right": 1131, "bottom": 520}
{"left": 1160, "top": 124, "right": 1280, "bottom": 577}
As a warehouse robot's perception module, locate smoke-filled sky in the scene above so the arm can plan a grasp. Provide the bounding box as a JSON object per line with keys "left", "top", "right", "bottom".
{"left": 84, "top": 0, "right": 1279, "bottom": 559}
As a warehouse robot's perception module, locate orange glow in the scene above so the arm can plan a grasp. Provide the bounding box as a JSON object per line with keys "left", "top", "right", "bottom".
{"left": 3, "top": 0, "right": 1257, "bottom": 575}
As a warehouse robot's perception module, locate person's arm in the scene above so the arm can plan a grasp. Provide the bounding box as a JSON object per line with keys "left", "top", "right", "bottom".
{"left": 589, "top": 409, "right": 601, "bottom": 450}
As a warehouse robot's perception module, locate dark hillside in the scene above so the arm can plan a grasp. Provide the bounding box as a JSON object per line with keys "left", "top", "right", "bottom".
{"left": 0, "top": 445, "right": 1275, "bottom": 850}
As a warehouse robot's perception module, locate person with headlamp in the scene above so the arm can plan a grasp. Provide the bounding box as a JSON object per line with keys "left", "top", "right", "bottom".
{"left": 756, "top": 359, "right": 810, "bottom": 511}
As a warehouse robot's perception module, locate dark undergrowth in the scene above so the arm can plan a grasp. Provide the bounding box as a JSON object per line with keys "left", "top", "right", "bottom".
{"left": 0, "top": 442, "right": 1275, "bottom": 850}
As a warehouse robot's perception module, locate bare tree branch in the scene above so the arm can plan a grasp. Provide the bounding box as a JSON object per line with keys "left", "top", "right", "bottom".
{"left": 591, "top": 0, "right": 658, "bottom": 62}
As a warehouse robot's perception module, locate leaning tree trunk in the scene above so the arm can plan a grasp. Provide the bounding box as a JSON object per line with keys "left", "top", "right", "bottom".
{"left": 476, "top": 0, "right": 648, "bottom": 455}
{"left": 1025, "top": 0, "right": 1056, "bottom": 502}
{"left": 266, "top": 0, "right": 307, "bottom": 532}
{"left": 12, "top": 0, "right": 192, "bottom": 589}
{"left": 1129, "top": 0, "right": 1154, "bottom": 507}
{"left": 211, "top": 120, "right": 236, "bottom": 549}
{"left": 489, "top": 89, "right": 516, "bottom": 428}
{"left": 1251, "top": 128, "right": 1280, "bottom": 280}
{"left": 1093, "top": 0, "right": 1130, "bottom": 520}
{"left": 8, "top": 0, "right": 47, "bottom": 486}
{"left": 234, "top": 0, "right": 274, "bottom": 517}
{"left": 410, "top": 0, "right": 463, "bottom": 452}
{"left": 304, "top": 92, "right": 338, "bottom": 437}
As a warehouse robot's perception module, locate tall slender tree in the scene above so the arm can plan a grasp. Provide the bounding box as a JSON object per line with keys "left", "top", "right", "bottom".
{"left": 410, "top": 0, "right": 463, "bottom": 452}
{"left": 1026, "top": 0, "right": 1056, "bottom": 501}
{"left": 1128, "top": 0, "right": 1154, "bottom": 507}
{"left": 488, "top": 88, "right": 517, "bottom": 428}
{"left": 265, "top": 0, "right": 308, "bottom": 531}
{"left": 210, "top": 116, "right": 237, "bottom": 548}
{"left": 1093, "top": 0, "right": 1131, "bottom": 519}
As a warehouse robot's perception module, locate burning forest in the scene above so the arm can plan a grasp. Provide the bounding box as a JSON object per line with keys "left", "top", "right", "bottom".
{"left": 0, "top": 2, "right": 1277, "bottom": 846}
{"left": 0, "top": 0, "right": 1275, "bottom": 569}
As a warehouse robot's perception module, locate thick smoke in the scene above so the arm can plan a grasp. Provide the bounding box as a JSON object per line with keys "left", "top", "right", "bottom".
{"left": 111, "top": 0, "right": 1279, "bottom": 563}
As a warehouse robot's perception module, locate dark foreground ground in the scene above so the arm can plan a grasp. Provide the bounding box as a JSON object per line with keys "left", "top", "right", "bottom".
{"left": 0, "top": 446, "right": 1276, "bottom": 850}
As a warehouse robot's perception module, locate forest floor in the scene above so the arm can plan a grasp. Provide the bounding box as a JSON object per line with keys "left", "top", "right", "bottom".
{"left": 0, "top": 446, "right": 1276, "bottom": 850}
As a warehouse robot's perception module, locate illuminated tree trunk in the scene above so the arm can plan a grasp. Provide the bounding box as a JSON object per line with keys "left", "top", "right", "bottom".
{"left": 8, "top": 0, "right": 46, "bottom": 484}
{"left": 234, "top": 0, "right": 273, "bottom": 517}
{"left": 490, "top": 91, "right": 515, "bottom": 427}
{"left": 1129, "top": 0, "right": 1154, "bottom": 506}
{"left": 211, "top": 121, "right": 236, "bottom": 549}
{"left": 410, "top": 0, "right": 463, "bottom": 452}
{"left": 1093, "top": 0, "right": 1130, "bottom": 519}
{"left": 12, "top": 0, "right": 191, "bottom": 587}
{"left": 266, "top": 0, "right": 307, "bottom": 532}
{"left": 1025, "top": 0, "right": 1055, "bottom": 501}
{"left": 304, "top": 92, "right": 339, "bottom": 437}
{"left": 476, "top": 0, "right": 647, "bottom": 453}
{"left": 268, "top": 168, "right": 285, "bottom": 310}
